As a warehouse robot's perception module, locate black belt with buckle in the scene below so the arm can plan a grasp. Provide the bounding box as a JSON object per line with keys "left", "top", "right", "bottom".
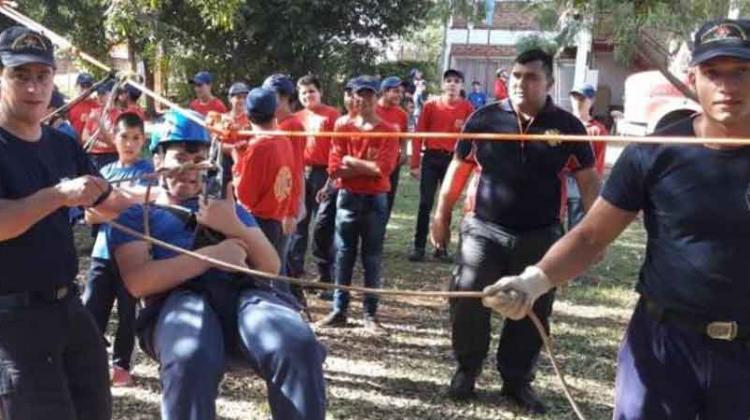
{"left": 642, "top": 297, "right": 748, "bottom": 342}
{"left": 0, "top": 285, "right": 72, "bottom": 311}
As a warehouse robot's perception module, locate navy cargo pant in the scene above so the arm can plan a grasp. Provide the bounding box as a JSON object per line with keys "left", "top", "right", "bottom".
{"left": 450, "top": 216, "right": 560, "bottom": 386}
{"left": 614, "top": 299, "right": 750, "bottom": 419}
{"left": 413, "top": 149, "right": 452, "bottom": 251}
{"left": 0, "top": 293, "right": 111, "bottom": 420}
{"left": 145, "top": 288, "right": 327, "bottom": 420}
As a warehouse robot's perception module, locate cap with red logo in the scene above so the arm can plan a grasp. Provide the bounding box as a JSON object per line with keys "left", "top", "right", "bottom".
{"left": 691, "top": 19, "right": 750, "bottom": 66}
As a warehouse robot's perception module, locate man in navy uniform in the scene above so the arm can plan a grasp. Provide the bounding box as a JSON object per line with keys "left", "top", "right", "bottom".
{"left": 483, "top": 20, "right": 750, "bottom": 419}
{"left": 0, "top": 26, "right": 132, "bottom": 419}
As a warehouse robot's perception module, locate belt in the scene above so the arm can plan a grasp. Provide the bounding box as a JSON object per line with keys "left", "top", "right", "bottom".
{"left": 642, "top": 297, "right": 748, "bottom": 342}
{"left": 0, "top": 285, "right": 72, "bottom": 311}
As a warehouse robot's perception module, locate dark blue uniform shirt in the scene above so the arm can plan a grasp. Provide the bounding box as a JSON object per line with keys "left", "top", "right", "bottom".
{"left": 602, "top": 117, "right": 750, "bottom": 321}
{"left": 456, "top": 98, "right": 595, "bottom": 230}
{"left": 0, "top": 126, "right": 98, "bottom": 294}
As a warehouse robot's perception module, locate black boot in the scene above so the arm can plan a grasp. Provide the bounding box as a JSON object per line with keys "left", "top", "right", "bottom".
{"left": 447, "top": 369, "right": 478, "bottom": 401}
{"left": 500, "top": 383, "right": 547, "bottom": 414}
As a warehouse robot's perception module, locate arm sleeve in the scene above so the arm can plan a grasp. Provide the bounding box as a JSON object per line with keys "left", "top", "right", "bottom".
{"left": 600, "top": 144, "right": 648, "bottom": 212}
{"left": 564, "top": 118, "right": 595, "bottom": 172}
{"left": 235, "top": 204, "right": 258, "bottom": 228}
{"left": 375, "top": 128, "right": 400, "bottom": 178}
{"left": 108, "top": 205, "right": 146, "bottom": 250}
{"left": 328, "top": 125, "right": 346, "bottom": 176}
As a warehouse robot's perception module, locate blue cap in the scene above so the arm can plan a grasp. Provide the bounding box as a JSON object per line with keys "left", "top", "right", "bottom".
{"left": 228, "top": 82, "right": 250, "bottom": 97}
{"left": 189, "top": 71, "right": 213, "bottom": 85}
{"left": 380, "top": 76, "right": 402, "bottom": 92}
{"left": 570, "top": 83, "right": 596, "bottom": 99}
{"left": 245, "top": 87, "right": 277, "bottom": 119}
{"left": 262, "top": 74, "right": 295, "bottom": 97}
{"left": 149, "top": 110, "right": 210, "bottom": 153}
{"left": 0, "top": 26, "right": 55, "bottom": 69}
{"left": 344, "top": 77, "right": 357, "bottom": 91}
{"left": 49, "top": 89, "right": 66, "bottom": 109}
{"left": 76, "top": 72, "right": 95, "bottom": 87}
{"left": 352, "top": 75, "right": 380, "bottom": 93}
{"left": 96, "top": 80, "right": 115, "bottom": 95}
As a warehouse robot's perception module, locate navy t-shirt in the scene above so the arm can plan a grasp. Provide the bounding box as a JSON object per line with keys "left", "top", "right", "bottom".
{"left": 602, "top": 117, "right": 750, "bottom": 321}
{"left": 456, "top": 98, "right": 595, "bottom": 230}
{"left": 0, "top": 126, "right": 99, "bottom": 294}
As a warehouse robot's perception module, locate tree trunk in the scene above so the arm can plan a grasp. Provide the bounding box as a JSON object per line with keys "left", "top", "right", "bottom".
{"left": 635, "top": 38, "right": 697, "bottom": 102}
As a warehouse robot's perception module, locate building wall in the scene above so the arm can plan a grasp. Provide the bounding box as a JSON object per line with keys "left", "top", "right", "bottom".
{"left": 590, "top": 51, "right": 632, "bottom": 112}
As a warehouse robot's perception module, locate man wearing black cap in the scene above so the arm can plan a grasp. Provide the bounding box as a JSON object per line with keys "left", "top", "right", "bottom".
{"left": 189, "top": 70, "right": 228, "bottom": 116}
{"left": 431, "top": 49, "right": 600, "bottom": 413}
{"left": 376, "top": 76, "right": 409, "bottom": 222}
{"left": 482, "top": 21, "right": 750, "bottom": 418}
{"left": 0, "top": 26, "right": 131, "bottom": 419}
{"left": 409, "top": 68, "right": 473, "bottom": 262}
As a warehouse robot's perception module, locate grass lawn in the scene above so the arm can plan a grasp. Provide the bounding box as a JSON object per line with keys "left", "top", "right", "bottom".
{"left": 75, "top": 166, "right": 645, "bottom": 419}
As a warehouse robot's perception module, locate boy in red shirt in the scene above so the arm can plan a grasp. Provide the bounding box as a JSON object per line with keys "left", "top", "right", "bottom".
{"left": 409, "top": 69, "right": 474, "bottom": 262}
{"left": 316, "top": 76, "right": 399, "bottom": 334}
{"left": 290, "top": 75, "right": 340, "bottom": 285}
{"left": 188, "top": 71, "right": 228, "bottom": 116}
{"left": 69, "top": 72, "right": 98, "bottom": 135}
{"left": 214, "top": 82, "right": 250, "bottom": 196}
{"left": 376, "top": 76, "right": 409, "bottom": 223}
{"left": 233, "top": 87, "right": 296, "bottom": 261}
{"left": 82, "top": 80, "right": 120, "bottom": 169}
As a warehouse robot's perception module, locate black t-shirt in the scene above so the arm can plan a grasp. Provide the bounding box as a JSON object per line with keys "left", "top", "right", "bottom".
{"left": 602, "top": 117, "right": 750, "bottom": 321}
{"left": 0, "top": 126, "right": 98, "bottom": 294}
{"left": 456, "top": 98, "right": 595, "bottom": 230}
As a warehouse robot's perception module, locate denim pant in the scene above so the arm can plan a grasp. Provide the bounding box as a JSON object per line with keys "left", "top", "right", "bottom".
{"left": 566, "top": 176, "right": 584, "bottom": 231}
{"left": 151, "top": 288, "right": 326, "bottom": 420}
{"left": 450, "top": 216, "right": 560, "bottom": 385}
{"left": 333, "top": 190, "right": 388, "bottom": 317}
{"left": 413, "top": 150, "right": 452, "bottom": 251}
{"left": 82, "top": 257, "right": 137, "bottom": 371}
{"left": 286, "top": 166, "right": 336, "bottom": 281}
{"left": 0, "top": 294, "right": 111, "bottom": 420}
{"left": 614, "top": 299, "right": 750, "bottom": 419}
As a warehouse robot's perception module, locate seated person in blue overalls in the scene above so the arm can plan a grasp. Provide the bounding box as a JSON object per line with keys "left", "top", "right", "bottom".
{"left": 109, "top": 110, "right": 327, "bottom": 420}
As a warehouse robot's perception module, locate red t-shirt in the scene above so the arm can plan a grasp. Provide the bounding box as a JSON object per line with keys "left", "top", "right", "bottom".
{"left": 375, "top": 103, "right": 408, "bottom": 133}
{"left": 295, "top": 104, "right": 340, "bottom": 167}
{"left": 411, "top": 98, "right": 474, "bottom": 168}
{"left": 233, "top": 135, "right": 296, "bottom": 222}
{"left": 68, "top": 98, "right": 99, "bottom": 136}
{"left": 190, "top": 98, "right": 228, "bottom": 116}
{"left": 494, "top": 79, "right": 508, "bottom": 100}
{"left": 329, "top": 120, "right": 400, "bottom": 194}
{"left": 585, "top": 119, "right": 609, "bottom": 175}
{"left": 278, "top": 114, "right": 306, "bottom": 218}
{"left": 83, "top": 106, "right": 121, "bottom": 154}
{"left": 220, "top": 112, "right": 250, "bottom": 145}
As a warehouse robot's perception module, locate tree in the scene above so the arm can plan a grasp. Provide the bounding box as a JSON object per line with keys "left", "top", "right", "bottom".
{"left": 527, "top": 0, "right": 750, "bottom": 99}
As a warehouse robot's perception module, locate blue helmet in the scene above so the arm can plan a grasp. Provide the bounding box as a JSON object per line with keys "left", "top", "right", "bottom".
{"left": 149, "top": 109, "right": 210, "bottom": 153}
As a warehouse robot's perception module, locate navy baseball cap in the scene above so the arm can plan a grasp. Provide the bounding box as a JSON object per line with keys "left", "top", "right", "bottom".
{"left": 76, "top": 72, "right": 94, "bottom": 87}
{"left": 344, "top": 77, "right": 357, "bottom": 92}
{"left": 443, "top": 68, "right": 464, "bottom": 81}
{"left": 96, "top": 80, "right": 115, "bottom": 95}
{"left": 352, "top": 75, "right": 380, "bottom": 93}
{"left": 228, "top": 82, "right": 250, "bottom": 97}
{"left": 189, "top": 71, "right": 213, "bottom": 85}
{"left": 0, "top": 26, "right": 55, "bottom": 69}
{"left": 262, "top": 74, "right": 295, "bottom": 97}
{"left": 245, "top": 87, "right": 277, "bottom": 119}
{"left": 380, "top": 76, "right": 402, "bottom": 92}
{"left": 570, "top": 83, "right": 596, "bottom": 99}
{"left": 49, "top": 89, "right": 65, "bottom": 109}
{"left": 690, "top": 19, "right": 750, "bottom": 66}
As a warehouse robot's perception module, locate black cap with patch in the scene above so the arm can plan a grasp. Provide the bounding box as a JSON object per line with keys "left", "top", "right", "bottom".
{"left": 443, "top": 68, "right": 464, "bottom": 81}
{"left": 691, "top": 19, "right": 750, "bottom": 66}
{"left": 0, "top": 26, "right": 55, "bottom": 69}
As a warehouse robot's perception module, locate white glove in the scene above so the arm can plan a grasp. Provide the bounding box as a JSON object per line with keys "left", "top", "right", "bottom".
{"left": 482, "top": 266, "right": 553, "bottom": 320}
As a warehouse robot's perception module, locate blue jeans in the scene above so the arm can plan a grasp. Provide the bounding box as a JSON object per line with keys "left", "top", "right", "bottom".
{"left": 151, "top": 289, "right": 327, "bottom": 420}
{"left": 614, "top": 299, "right": 750, "bottom": 419}
{"left": 333, "top": 190, "right": 388, "bottom": 317}
{"left": 82, "top": 258, "right": 137, "bottom": 371}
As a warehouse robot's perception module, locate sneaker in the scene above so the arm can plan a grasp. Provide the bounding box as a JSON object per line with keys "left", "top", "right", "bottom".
{"left": 363, "top": 315, "right": 388, "bottom": 335}
{"left": 408, "top": 248, "right": 425, "bottom": 262}
{"left": 500, "top": 383, "right": 547, "bottom": 414}
{"left": 433, "top": 248, "right": 452, "bottom": 263}
{"left": 447, "top": 369, "right": 478, "bottom": 401}
{"left": 315, "top": 310, "right": 347, "bottom": 328}
{"left": 111, "top": 366, "right": 133, "bottom": 387}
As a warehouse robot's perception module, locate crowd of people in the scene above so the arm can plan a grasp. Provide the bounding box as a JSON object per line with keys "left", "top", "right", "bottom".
{"left": 1, "top": 15, "right": 750, "bottom": 420}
